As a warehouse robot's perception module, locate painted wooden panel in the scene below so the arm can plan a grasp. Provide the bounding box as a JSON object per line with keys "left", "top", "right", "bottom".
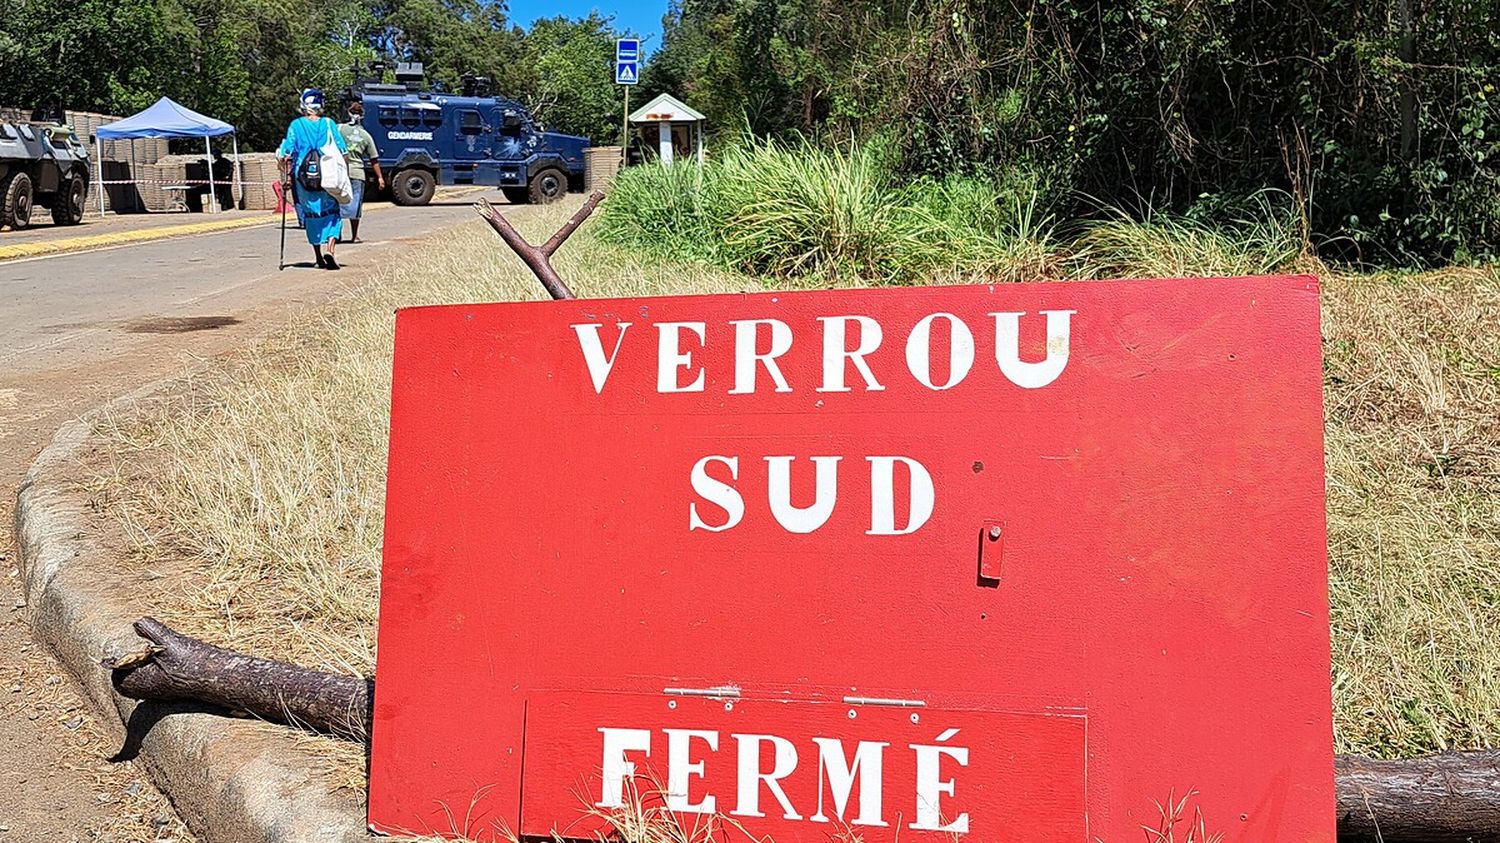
{"left": 370, "top": 276, "right": 1333, "bottom": 842}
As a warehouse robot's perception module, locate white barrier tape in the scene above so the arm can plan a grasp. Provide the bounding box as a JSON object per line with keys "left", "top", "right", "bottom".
{"left": 97, "top": 179, "right": 282, "bottom": 186}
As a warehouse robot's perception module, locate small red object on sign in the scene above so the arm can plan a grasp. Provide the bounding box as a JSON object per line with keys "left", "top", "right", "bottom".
{"left": 371, "top": 276, "right": 1334, "bottom": 842}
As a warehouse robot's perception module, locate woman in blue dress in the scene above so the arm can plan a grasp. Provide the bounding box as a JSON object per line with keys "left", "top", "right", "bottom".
{"left": 277, "top": 89, "right": 347, "bottom": 269}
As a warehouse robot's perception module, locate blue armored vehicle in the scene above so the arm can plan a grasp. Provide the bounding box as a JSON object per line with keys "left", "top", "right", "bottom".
{"left": 355, "top": 64, "right": 589, "bottom": 206}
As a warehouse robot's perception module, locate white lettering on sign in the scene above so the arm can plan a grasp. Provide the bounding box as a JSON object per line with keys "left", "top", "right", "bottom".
{"left": 811, "top": 737, "right": 887, "bottom": 826}
{"left": 688, "top": 456, "right": 744, "bottom": 532}
{"left": 594, "top": 726, "right": 970, "bottom": 830}
{"left": 388, "top": 131, "right": 434, "bottom": 141}
{"left": 656, "top": 322, "right": 707, "bottom": 393}
{"left": 596, "top": 727, "right": 651, "bottom": 808}
{"left": 992, "top": 310, "right": 1074, "bottom": 389}
{"left": 665, "top": 729, "right": 719, "bottom": 813}
{"left": 731, "top": 733, "right": 803, "bottom": 819}
{"left": 729, "top": 319, "right": 794, "bottom": 394}
{"left": 866, "top": 456, "right": 935, "bottom": 536}
{"left": 566, "top": 310, "right": 1075, "bottom": 537}
{"left": 571, "top": 322, "right": 632, "bottom": 394}
{"left": 569, "top": 310, "right": 1074, "bottom": 395}
{"left": 905, "top": 313, "right": 975, "bottom": 390}
{"left": 911, "top": 728, "right": 970, "bottom": 832}
{"left": 688, "top": 455, "right": 933, "bottom": 535}
{"left": 818, "top": 315, "right": 886, "bottom": 393}
{"left": 765, "top": 455, "right": 840, "bottom": 534}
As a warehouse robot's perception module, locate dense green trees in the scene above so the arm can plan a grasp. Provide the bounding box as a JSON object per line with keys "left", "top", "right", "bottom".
{"left": 520, "top": 14, "right": 625, "bottom": 145}
{"left": 644, "top": 0, "right": 1500, "bottom": 264}
{"left": 3, "top": 0, "right": 1492, "bottom": 262}
{"left": 0, "top": 0, "right": 634, "bottom": 150}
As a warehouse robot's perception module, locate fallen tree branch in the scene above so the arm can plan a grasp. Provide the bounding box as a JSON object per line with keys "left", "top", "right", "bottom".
{"left": 104, "top": 617, "right": 371, "bottom": 741}
{"left": 1336, "top": 751, "right": 1500, "bottom": 841}
{"left": 104, "top": 618, "right": 1500, "bottom": 841}
{"left": 474, "top": 191, "right": 606, "bottom": 300}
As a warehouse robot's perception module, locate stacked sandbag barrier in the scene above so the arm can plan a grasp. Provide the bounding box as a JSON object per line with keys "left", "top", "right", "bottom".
{"left": 7, "top": 104, "right": 281, "bottom": 213}
{"left": 585, "top": 146, "right": 623, "bottom": 193}
{"left": 235, "top": 153, "right": 282, "bottom": 211}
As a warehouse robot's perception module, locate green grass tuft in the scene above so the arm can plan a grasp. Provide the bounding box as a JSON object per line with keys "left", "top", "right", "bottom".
{"left": 599, "top": 141, "right": 1309, "bottom": 285}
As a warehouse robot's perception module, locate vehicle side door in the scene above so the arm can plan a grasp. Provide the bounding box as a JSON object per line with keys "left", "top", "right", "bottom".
{"left": 454, "top": 107, "right": 491, "bottom": 161}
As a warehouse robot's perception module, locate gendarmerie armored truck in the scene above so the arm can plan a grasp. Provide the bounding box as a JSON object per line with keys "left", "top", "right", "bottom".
{"left": 354, "top": 64, "right": 588, "bottom": 206}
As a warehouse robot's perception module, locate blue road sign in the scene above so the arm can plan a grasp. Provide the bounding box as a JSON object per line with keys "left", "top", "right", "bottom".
{"left": 616, "top": 60, "right": 639, "bottom": 85}
{"left": 616, "top": 38, "right": 640, "bottom": 62}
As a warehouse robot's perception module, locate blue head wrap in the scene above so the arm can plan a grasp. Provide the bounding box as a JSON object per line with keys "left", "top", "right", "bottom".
{"left": 299, "top": 89, "right": 325, "bottom": 114}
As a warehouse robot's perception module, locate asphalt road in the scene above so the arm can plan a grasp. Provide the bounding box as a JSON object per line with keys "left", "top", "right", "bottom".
{"left": 0, "top": 189, "right": 506, "bottom": 839}
{"left": 1, "top": 192, "right": 499, "bottom": 376}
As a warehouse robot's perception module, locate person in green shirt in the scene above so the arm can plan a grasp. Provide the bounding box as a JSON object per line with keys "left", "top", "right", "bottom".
{"left": 337, "top": 101, "right": 385, "bottom": 243}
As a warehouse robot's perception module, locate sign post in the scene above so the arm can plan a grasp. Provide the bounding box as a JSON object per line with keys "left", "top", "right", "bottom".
{"left": 616, "top": 38, "right": 640, "bottom": 164}
{"left": 371, "top": 277, "right": 1335, "bottom": 842}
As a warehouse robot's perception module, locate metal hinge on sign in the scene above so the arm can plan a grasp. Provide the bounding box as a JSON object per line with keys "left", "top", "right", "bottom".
{"left": 662, "top": 686, "right": 741, "bottom": 699}
{"left": 843, "top": 696, "right": 926, "bottom": 707}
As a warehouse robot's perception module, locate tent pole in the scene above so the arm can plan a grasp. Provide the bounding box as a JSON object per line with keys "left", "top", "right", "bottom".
{"left": 205, "top": 135, "right": 215, "bottom": 213}
{"left": 231, "top": 134, "right": 241, "bottom": 210}
{"left": 95, "top": 135, "right": 105, "bottom": 217}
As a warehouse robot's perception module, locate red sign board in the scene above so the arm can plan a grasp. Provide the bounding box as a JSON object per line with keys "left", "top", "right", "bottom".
{"left": 371, "top": 276, "right": 1334, "bottom": 842}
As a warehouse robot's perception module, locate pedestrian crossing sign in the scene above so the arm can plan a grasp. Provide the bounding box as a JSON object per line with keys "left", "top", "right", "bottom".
{"left": 615, "top": 61, "right": 638, "bottom": 85}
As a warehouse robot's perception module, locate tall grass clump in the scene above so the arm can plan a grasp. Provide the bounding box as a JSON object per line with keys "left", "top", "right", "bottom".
{"left": 599, "top": 137, "right": 1059, "bottom": 284}
{"left": 593, "top": 161, "right": 728, "bottom": 265}
{"left": 599, "top": 139, "right": 1324, "bottom": 285}
{"left": 1072, "top": 190, "right": 1307, "bottom": 278}
{"left": 712, "top": 141, "right": 923, "bottom": 281}
{"left": 902, "top": 172, "right": 1059, "bottom": 282}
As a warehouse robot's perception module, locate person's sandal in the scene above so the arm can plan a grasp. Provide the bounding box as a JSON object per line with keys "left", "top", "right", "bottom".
{"left": 324, "top": 255, "right": 340, "bottom": 270}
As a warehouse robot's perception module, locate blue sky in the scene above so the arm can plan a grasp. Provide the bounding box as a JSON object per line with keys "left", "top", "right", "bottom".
{"left": 508, "top": 0, "right": 670, "bottom": 57}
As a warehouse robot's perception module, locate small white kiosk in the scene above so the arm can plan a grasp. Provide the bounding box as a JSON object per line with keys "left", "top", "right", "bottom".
{"left": 628, "top": 94, "right": 705, "bottom": 166}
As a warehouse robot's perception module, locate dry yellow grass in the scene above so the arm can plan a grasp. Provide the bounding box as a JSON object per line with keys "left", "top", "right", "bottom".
{"left": 1322, "top": 267, "right": 1500, "bottom": 756}
{"left": 94, "top": 200, "right": 1497, "bottom": 783}
{"left": 91, "top": 201, "right": 751, "bottom": 787}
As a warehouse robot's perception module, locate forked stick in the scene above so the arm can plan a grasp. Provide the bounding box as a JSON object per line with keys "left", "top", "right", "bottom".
{"left": 474, "top": 191, "right": 606, "bottom": 300}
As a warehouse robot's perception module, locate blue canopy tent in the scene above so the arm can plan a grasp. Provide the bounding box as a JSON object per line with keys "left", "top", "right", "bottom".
{"left": 95, "top": 97, "right": 238, "bottom": 215}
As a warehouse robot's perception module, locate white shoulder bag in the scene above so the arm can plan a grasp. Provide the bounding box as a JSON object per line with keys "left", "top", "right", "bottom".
{"left": 319, "top": 119, "right": 353, "bottom": 204}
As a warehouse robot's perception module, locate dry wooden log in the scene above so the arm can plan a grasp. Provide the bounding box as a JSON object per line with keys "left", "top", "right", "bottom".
{"left": 474, "top": 190, "right": 606, "bottom": 301}
{"left": 104, "top": 617, "right": 372, "bottom": 740}
{"left": 1336, "top": 750, "right": 1500, "bottom": 842}
{"left": 105, "top": 618, "right": 1500, "bottom": 841}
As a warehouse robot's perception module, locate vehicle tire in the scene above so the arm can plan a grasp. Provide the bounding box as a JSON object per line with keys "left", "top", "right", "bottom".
{"left": 528, "top": 168, "right": 567, "bottom": 204}
{"left": 1, "top": 172, "right": 34, "bottom": 230}
{"left": 500, "top": 186, "right": 529, "bottom": 205}
{"left": 51, "top": 175, "right": 86, "bottom": 225}
{"left": 391, "top": 168, "right": 436, "bottom": 206}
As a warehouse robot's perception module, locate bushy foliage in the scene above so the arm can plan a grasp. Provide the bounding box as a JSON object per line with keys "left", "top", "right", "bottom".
{"left": 519, "top": 14, "right": 628, "bottom": 142}
{"left": 646, "top": 0, "right": 1500, "bottom": 266}
{"left": 0, "top": 0, "right": 638, "bottom": 150}
{"left": 598, "top": 139, "right": 1305, "bottom": 283}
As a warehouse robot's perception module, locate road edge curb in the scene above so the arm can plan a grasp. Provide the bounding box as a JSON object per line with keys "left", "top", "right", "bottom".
{"left": 15, "top": 382, "right": 372, "bottom": 842}
{"left": 0, "top": 216, "right": 275, "bottom": 261}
